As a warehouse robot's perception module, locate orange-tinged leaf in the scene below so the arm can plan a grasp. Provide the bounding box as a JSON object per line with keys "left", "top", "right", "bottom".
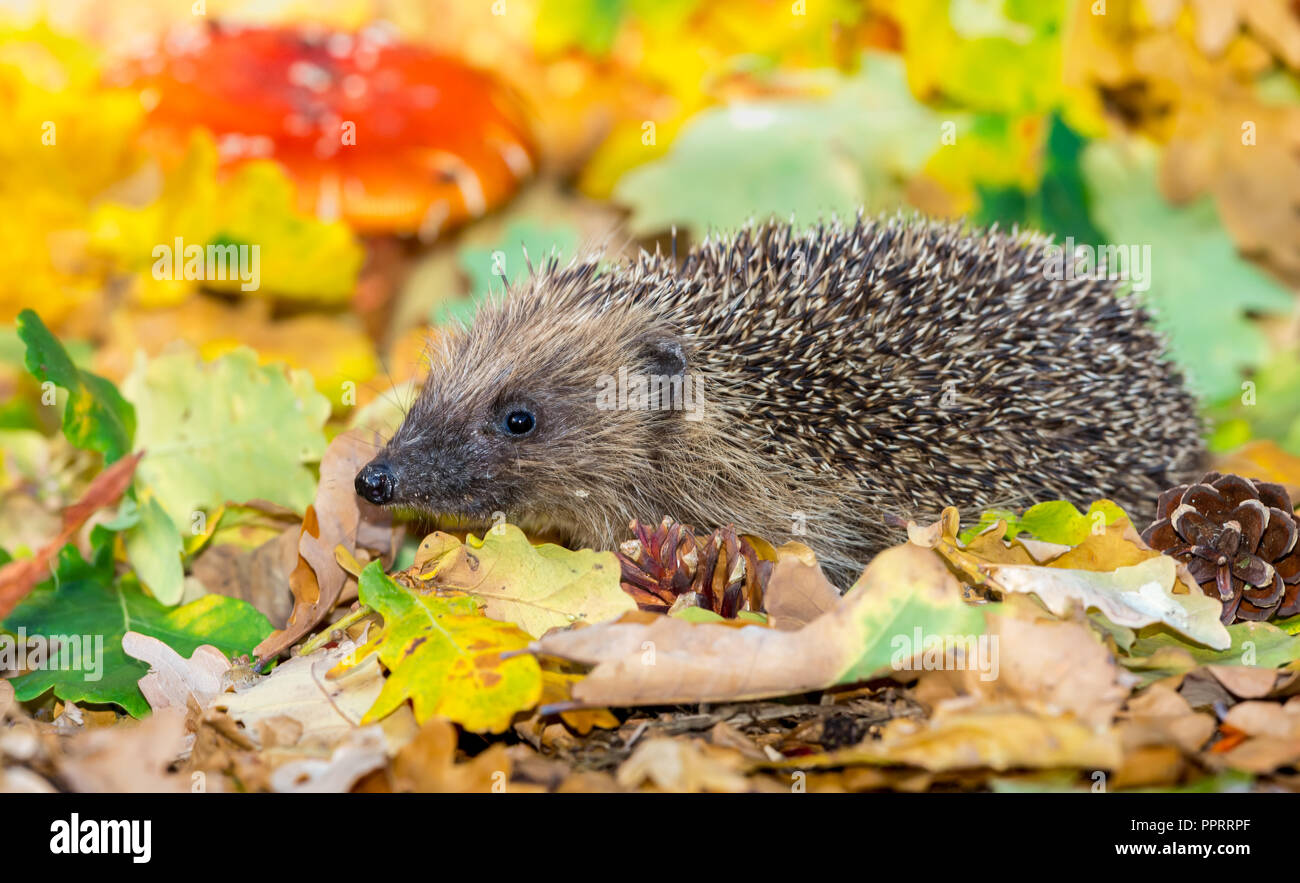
{"left": 254, "top": 432, "right": 393, "bottom": 663}
{"left": 1045, "top": 521, "right": 1162, "bottom": 572}
{"left": 541, "top": 670, "right": 618, "bottom": 735}
{"left": 1213, "top": 440, "right": 1300, "bottom": 501}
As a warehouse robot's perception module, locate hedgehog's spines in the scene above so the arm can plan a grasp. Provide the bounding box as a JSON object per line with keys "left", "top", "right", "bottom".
{"left": 415, "top": 214, "right": 1204, "bottom": 585}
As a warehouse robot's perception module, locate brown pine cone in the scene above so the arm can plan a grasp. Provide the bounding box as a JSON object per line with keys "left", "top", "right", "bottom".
{"left": 616, "top": 517, "right": 771, "bottom": 618}
{"left": 1141, "top": 472, "right": 1300, "bottom": 623}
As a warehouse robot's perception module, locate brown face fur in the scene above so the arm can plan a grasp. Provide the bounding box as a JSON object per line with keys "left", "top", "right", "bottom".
{"left": 362, "top": 277, "right": 697, "bottom": 544}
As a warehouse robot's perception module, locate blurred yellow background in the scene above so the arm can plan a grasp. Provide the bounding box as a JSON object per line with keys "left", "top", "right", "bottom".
{"left": 1, "top": 0, "right": 1298, "bottom": 448}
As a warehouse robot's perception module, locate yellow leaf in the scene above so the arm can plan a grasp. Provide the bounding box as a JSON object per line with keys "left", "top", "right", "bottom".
{"left": 771, "top": 705, "right": 1121, "bottom": 773}
{"left": 0, "top": 26, "right": 143, "bottom": 330}
{"left": 1214, "top": 440, "right": 1300, "bottom": 501}
{"left": 411, "top": 524, "right": 636, "bottom": 638}
{"left": 1046, "top": 521, "right": 1163, "bottom": 572}
{"left": 88, "top": 131, "right": 362, "bottom": 306}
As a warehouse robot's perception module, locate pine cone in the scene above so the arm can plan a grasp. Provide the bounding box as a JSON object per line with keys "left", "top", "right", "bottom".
{"left": 616, "top": 517, "right": 771, "bottom": 617}
{"left": 1141, "top": 472, "right": 1300, "bottom": 623}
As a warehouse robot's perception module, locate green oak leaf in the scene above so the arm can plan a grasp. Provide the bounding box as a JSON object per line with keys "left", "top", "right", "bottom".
{"left": 120, "top": 346, "right": 329, "bottom": 531}
{"left": 16, "top": 309, "right": 135, "bottom": 463}
{"left": 417, "top": 524, "right": 635, "bottom": 638}
{"left": 2, "top": 532, "right": 272, "bottom": 717}
{"left": 121, "top": 493, "right": 185, "bottom": 606}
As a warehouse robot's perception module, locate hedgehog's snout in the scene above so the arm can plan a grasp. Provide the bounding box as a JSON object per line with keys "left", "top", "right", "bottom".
{"left": 355, "top": 460, "right": 397, "bottom": 505}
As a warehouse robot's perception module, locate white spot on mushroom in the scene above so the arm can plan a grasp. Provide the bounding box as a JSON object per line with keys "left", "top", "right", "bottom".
{"left": 288, "top": 60, "right": 333, "bottom": 93}
{"left": 494, "top": 140, "right": 533, "bottom": 178}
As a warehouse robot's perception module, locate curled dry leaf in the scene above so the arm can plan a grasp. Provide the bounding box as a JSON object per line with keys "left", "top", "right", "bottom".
{"left": 1117, "top": 684, "right": 1216, "bottom": 756}
{"left": 190, "top": 525, "right": 300, "bottom": 628}
{"left": 268, "top": 726, "right": 389, "bottom": 794}
{"left": 910, "top": 605, "right": 1134, "bottom": 734}
{"left": 763, "top": 541, "right": 843, "bottom": 631}
{"left": 1221, "top": 699, "right": 1300, "bottom": 740}
{"left": 254, "top": 432, "right": 393, "bottom": 662}
{"left": 1204, "top": 665, "right": 1281, "bottom": 699}
{"left": 989, "top": 557, "right": 1230, "bottom": 649}
{"left": 1210, "top": 708, "right": 1300, "bottom": 775}
{"left": 388, "top": 717, "right": 511, "bottom": 793}
{"left": 59, "top": 707, "right": 191, "bottom": 793}
{"left": 616, "top": 737, "right": 753, "bottom": 793}
{"left": 910, "top": 508, "right": 1230, "bottom": 649}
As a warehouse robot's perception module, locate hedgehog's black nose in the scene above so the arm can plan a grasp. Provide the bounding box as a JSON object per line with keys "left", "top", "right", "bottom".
{"left": 355, "top": 461, "right": 396, "bottom": 505}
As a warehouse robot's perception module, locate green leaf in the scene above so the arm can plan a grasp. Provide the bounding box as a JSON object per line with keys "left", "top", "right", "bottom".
{"left": 1120, "top": 619, "right": 1300, "bottom": 685}
{"left": 350, "top": 562, "right": 543, "bottom": 733}
{"left": 16, "top": 309, "right": 135, "bottom": 462}
{"left": 1082, "top": 141, "right": 1295, "bottom": 402}
{"left": 958, "top": 499, "right": 1129, "bottom": 545}
{"left": 835, "top": 546, "right": 991, "bottom": 685}
{"left": 2, "top": 533, "right": 272, "bottom": 717}
{"left": 122, "top": 494, "right": 185, "bottom": 606}
{"left": 975, "top": 114, "right": 1106, "bottom": 243}
{"left": 534, "top": 0, "right": 629, "bottom": 55}
{"left": 613, "top": 52, "right": 951, "bottom": 235}
{"left": 1205, "top": 345, "right": 1300, "bottom": 454}
{"left": 120, "top": 346, "right": 329, "bottom": 531}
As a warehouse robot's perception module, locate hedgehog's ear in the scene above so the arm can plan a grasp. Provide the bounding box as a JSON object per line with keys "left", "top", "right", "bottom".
{"left": 638, "top": 334, "right": 688, "bottom": 378}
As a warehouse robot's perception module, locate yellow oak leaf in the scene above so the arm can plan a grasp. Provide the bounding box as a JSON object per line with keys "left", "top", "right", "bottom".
{"left": 411, "top": 524, "right": 635, "bottom": 638}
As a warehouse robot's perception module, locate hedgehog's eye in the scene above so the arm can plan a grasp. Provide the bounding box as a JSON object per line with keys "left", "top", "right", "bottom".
{"left": 503, "top": 409, "right": 536, "bottom": 436}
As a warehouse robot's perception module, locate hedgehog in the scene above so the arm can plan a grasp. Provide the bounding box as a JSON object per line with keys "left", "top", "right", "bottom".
{"left": 356, "top": 214, "right": 1206, "bottom": 587}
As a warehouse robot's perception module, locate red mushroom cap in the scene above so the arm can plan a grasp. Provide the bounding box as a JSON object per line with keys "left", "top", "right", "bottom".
{"left": 119, "top": 22, "right": 537, "bottom": 237}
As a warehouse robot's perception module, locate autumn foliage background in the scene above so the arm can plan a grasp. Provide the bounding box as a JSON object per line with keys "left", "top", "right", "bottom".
{"left": 4, "top": 0, "right": 1300, "bottom": 793}
{"left": 4, "top": 0, "right": 1300, "bottom": 484}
